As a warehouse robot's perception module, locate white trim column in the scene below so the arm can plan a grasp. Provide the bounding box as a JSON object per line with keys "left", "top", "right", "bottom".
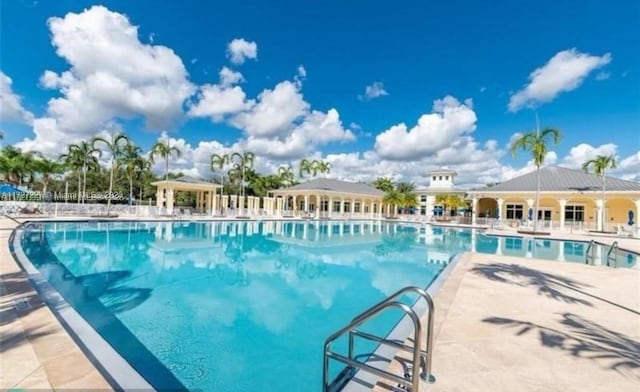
{"left": 559, "top": 199, "right": 567, "bottom": 231}
{"left": 497, "top": 198, "right": 504, "bottom": 220}
{"left": 304, "top": 195, "right": 309, "bottom": 213}
{"left": 329, "top": 196, "right": 334, "bottom": 218}
{"left": 471, "top": 197, "right": 478, "bottom": 226}
{"left": 635, "top": 199, "right": 640, "bottom": 237}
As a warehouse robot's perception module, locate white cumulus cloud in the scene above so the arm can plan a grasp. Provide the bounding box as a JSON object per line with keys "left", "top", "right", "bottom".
{"left": 227, "top": 38, "right": 258, "bottom": 65}
{"left": 374, "top": 95, "right": 477, "bottom": 160}
{"left": 17, "top": 5, "right": 195, "bottom": 154}
{"left": 0, "top": 72, "right": 34, "bottom": 124}
{"left": 508, "top": 48, "right": 611, "bottom": 112}
{"left": 230, "top": 81, "right": 309, "bottom": 138}
{"left": 560, "top": 143, "right": 618, "bottom": 169}
{"left": 358, "top": 81, "right": 388, "bottom": 101}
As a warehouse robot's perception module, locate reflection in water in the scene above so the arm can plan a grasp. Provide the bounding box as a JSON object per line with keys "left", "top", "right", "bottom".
{"left": 23, "top": 220, "right": 633, "bottom": 392}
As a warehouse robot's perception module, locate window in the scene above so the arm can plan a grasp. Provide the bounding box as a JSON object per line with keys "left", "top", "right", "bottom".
{"left": 420, "top": 194, "right": 427, "bottom": 202}
{"left": 433, "top": 205, "right": 444, "bottom": 217}
{"left": 445, "top": 176, "right": 449, "bottom": 180}
{"left": 439, "top": 176, "right": 443, "bottom": 180}
{"left": 565, "top": 205, "right": 584, "bottom": 222}
{"left": 432, "top": 176, "right": 436, "bottom": 181}
{"left": 420, "top": 206, "right": 427, "bottom": 215}
{"left": 505, "top": 204, "right": 523, "bottom": 219}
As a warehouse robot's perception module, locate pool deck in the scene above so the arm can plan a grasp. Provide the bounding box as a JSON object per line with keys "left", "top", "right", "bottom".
{"left": 1, "top": 216, "right": 639, "bottom": 391}
{"left": 0, "top": 217, "right": 111, "bottom": 390}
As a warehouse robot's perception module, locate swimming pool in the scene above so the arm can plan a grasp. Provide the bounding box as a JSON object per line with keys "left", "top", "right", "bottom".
{"left": 14, "top": 221, "right": 637, "bottom": 391}
{"left": 16, "top": 220, "right": 456, "bottom": 391}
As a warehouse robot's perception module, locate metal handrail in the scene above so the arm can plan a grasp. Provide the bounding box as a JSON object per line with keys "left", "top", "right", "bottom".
{"left": 585, "top": 240, "right": 595, "bottom": 264}
{"left": 323, "top": 286, "right": 435, "bottom": 391}
{"left": 606, "top": 241, "right": 618, "bottom": 267}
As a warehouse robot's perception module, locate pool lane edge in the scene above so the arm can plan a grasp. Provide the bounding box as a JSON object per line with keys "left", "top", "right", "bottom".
{"left": 9, "top": 222, "right": 155, "bottom": 392}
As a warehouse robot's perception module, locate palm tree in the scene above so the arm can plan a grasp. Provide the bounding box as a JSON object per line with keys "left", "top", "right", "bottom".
{"left": 66, "top": 141, "right": 101, "bottom": 204}
{"left": 60, "top": 147, "right": 84, "bottom": 203}
{"left": 582, "top": 154, "right": 617, "bottom": 231}
{"left": 316, "top": 161, "right": 331, "bottom": 177}
{"left": 510, "top": 127, "right": 561, "bottom": 231}
{"left": 299, "top": 158, "right": 319, "bottom": 179}
{"left": 231, "top": 151, "right": 255, "bottom": 212}
{"left": 122, "top": 142, "right": 143, "bottom": 206}
{"left": 382, "top": 189, "right": 403, "bottom": 217}
{"left": 436, "top": 193, "right": 468, "bottom": 218}
{"left": 372, "top": 177, "right": 394, "bottom": 193}
{"left": 93, "top": 133, "right": 130, "bottom": 215}
{"left": 387, "top": 182, "right": 418, "bottom": 214}
{"left": 211, "top": 153, "right": 230, "bottom": 213}
{"left": 277, "top": 166, "right": 295, "bottom": 187}
{"left": 34, "top": 158, "right": 64, "bottom": 199}
{"left": 150, "top": 136, "right": 182, "bottom": 207}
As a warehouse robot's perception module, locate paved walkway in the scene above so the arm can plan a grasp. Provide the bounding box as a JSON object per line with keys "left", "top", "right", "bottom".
{"left": 428, "top": 252, "right": 640, "bottom": 392}
{"left": 0, "top": 217, "right": 111, "bottom": 390}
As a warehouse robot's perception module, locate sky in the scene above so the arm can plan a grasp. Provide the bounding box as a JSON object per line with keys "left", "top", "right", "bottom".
{"left": 1, "top": 0, "right": 639, "bottom": 188}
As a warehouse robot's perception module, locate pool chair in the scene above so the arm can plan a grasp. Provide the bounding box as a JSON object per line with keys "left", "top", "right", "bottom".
{"left": 616, "top": 224, "right": 634, "bottom": 237}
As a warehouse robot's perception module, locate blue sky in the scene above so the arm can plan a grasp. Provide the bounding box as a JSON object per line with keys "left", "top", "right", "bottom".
{"left": 1, "top": 0, "right": 639, "bottom": 186}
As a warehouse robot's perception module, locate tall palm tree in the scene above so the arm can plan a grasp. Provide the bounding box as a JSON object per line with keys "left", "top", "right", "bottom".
{"left": 231, "top": 151, "right": 255, "bottom": 210}
{"left": 122, "top": 142, "right": 143, "bottom": 205}
{"left": 60, "top": 147, "right": 84, "bottom": 203}
{"left": 277, "top": 166, "right": 295, "bottom": 187}
{"left": 150, "top": 136, "right": 182, "bottom": 207}
{"left": 582, "top": 154, "right": 617, "bottom": 231}
{"left": 299, "top": 158, "right": 319, "bottom": 179}
{"left": 510, "top": 127, "right": 561, "bottom": 231}
{"left": 66, "top": 141, "right": 101, "bottom": 204}
{"left": 211, "top": 153, "right": 230, "bottom": 212}
{"left": 397, "top": 182, "right": 418, "bottom": 213}
{"left": 93, "top": 133, "right": 130, "bottom": 215}
{"left": 34, "top": 157, "right": 64, "bottom": 199}
{"left": 316, "top": 161, "right": 331, "bottom": 177}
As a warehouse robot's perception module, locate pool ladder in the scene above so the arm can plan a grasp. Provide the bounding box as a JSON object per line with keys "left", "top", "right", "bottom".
{"left": 606, "top": 241, "right": 619, "bottom": 267}
{"left": 585, "top": 240, "right": 619, "bottom": 267}
{"left": 322, "top": 286, "right": 436, "bottom": 392}
{"left": 585, "top": 240, "right": 596, "bottom": 264}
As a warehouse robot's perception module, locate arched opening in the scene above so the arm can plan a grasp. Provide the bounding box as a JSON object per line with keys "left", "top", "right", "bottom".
{"left": 476, "top": 197, "right": 497, "bottom": 221}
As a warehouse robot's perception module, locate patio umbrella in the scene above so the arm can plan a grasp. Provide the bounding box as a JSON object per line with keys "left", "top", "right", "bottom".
{"left": 528, "top": 207, "right": 533, "bottom": 221}
{"left": 0, "top": 184, "right": 24, "bottom": 197}
{"left": 628, "top": 210, "right": 635, "bottom": 226}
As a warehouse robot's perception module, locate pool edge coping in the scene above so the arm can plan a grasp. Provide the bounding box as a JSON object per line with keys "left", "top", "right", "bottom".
{"left": 9, "top": 222, "right": 155, "bottom": 392}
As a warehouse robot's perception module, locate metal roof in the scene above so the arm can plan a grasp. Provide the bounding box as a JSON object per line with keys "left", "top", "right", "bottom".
{"left": 472, "top": 166, "right": 640, "bottom": 193}
{"left": 274, "top": 178, "right": 385, "bottom": 196}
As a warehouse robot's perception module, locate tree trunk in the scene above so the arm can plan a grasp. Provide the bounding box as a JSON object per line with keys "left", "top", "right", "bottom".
{"left": 106, "top": 161, "right": 114, "bottom": 215}
{"left": 601, "top": 172, "right": 606, "bottom": 231}
{"left": 534, "top": 165, "right": 541, "bottom": 232}
{"left": 129, "top": 176, "right": 133, "bottom": 206}
{"left": 220, "top": 174, "right": 224, "bottom": 214}
{"left": 82, "top": 161, "right": 87, "bottom": 204}
{"left": 77, "top": 171, "right": 82, "bottom": 205}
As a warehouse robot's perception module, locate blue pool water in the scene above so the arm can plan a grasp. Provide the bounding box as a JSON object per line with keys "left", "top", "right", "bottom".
{"left": 17, "top": 221, "right": 637, "bottom": 391}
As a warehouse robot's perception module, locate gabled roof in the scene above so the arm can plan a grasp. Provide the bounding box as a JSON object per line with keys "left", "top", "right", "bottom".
{"left": 473, "top": 166, "right": 640, "bottom": 193}
{"left": 273, "top": 178, "right": 384, "bottom": 196}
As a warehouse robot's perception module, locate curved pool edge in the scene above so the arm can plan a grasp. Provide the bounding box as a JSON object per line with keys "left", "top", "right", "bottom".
{"left": 341, "top": 251, "right": 466, "bottom": 391}
{"left": 9, "top": 222, "right": 155, "bottom": 392}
